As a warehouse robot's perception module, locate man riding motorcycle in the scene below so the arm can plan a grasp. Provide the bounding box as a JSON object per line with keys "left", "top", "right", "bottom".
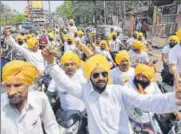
{"left": 125, "top": 64, "right": 162, "bottom": 133}
{"left": 46, "top": 51, "right": 88, "bottom": 133}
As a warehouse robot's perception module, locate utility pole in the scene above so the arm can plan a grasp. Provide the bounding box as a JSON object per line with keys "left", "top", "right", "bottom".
{"left": 48, "top": 0, "right": 52, "bottom": 27}
{"left": 104, "top": 0, "right": 106, "bottom": 25}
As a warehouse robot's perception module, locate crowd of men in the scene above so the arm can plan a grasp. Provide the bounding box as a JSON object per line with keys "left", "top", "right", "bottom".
{"left": 1, "top": 19, "right": 181, "bottom": 134}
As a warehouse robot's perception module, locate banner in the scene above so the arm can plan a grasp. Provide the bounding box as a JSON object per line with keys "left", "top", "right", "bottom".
{"left": 153, "top": 6, "right": 157, "bottom": 25}
{"left": 32, "top": 1, "right": 43, "bottom": 9}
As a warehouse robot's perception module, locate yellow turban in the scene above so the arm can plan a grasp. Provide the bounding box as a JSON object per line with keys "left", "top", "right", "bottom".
{"left": 111, "top": 32, "right": 117, "bottom": 37}
{"left": 168, "top": 35, "right": 179, "bottom": 43}
{"left": 2, "top": 60, "right": 40, "bottom": 85}
{"left": 16, "top": 35, "right": 24, "bottom": 41}
{"left": 48, "top": 32, "right": 55, "bottom": 39}
{"left": 83, "top": 54, "right": 112, "bottom": 83}
{"left": 69, "top": 19, "right": 75, "bottom": 25}
{"left": 99, "top": 40, "right": 110, "bottom": 51}
{"left": 78, "top": 30, "right": 84, "bottom": 36}
{"left": 61, "top": 51, "right": 83, "bottom": 67}
{"left": 176, "top": 28, "right": 181, "bottom": 41}
{"left": 115, "top": 50, "right": 131, "bottom": 65}
{"left": 63, "top": 29, "right": 68, "bottom": 34}
{"left": 66, "top": 36, "right": 74, "bottom": 43}
{"left": 74, "top": 31, "right": 78, "bottom": 34}
{"left": 27, "top": 37, "right": 38, "bottom": 49}
{"left": 133, "top": 40, "right": 146, "bottom": 52}
{"left": 135, "top": 64, "right": 155, "bottom": 81}
{"left": 107, "top": 34, "right": 113, "bottom": 40}
{"left": 134, "top": 31, "right": 139, "bottom": 35}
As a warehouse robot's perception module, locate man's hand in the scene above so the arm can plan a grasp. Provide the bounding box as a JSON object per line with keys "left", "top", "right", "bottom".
{"left": 175, "top": 90, "right": 181, "bottom": 105}
{"left": 42, "top": 47, "right": 56, "bottom": 64}
{"left": 174, "top": 70, "right": 181, "bottom": 91}
{"left": 175, "top": 112, "right": 181, "bottom": 120}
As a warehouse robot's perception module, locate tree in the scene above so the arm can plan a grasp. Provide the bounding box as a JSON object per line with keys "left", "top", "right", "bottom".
{"left": 11, "top": 13, "right": 27, "bottom": 23}
{"left": 56, "top": 1, "right": 74, "bottom": 19}
{"left": 1, "top": 3, "right": 27, "bottom": 25}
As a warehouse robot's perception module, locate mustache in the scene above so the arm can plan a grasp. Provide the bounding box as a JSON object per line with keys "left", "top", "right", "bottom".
{"left": 8, "top": 94, "right": 16, "bottom": 99}
{"left": 97, "top": 80, "right": 106, "bottom": 84}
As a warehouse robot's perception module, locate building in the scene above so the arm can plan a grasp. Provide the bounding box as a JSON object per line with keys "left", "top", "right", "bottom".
{"left": 24, "top": 0, "right": 49, "bottom": 27}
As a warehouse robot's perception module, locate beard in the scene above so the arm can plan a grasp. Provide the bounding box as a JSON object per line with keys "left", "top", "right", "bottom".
{"left": 133, "top": 77, "right": 150, "bottom": 89}
{"left": 8, "top": 94, "right": 24, "bottom": 107}
{"left": 91, "top": 79, "right": 108, "bottom": 94}
{"left": 169, "top": 43, "right": 176, "bottom": 48}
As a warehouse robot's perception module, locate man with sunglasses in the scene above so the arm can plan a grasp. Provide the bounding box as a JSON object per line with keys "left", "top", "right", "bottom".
{"left": 1, "top": 60, "right": 59, "bottom": 134}
{"left": 42, "top": 47, "right": 181, "bottom": 134}
{"left": 4, "top": 28, "right": 46, "bottom": 74}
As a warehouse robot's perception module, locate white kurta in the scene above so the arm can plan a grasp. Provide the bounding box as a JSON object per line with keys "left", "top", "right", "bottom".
{"left": 5, "top": 37, "right": 46, "bottom": 74}
{"left": 46, "top": 64, "right": 181, "bottom": 134}
{"left": 48, "top": 68, "right": 87, "bottom": 112}
{"left": 110, "top": 67, "right": 135, "bottom": 85}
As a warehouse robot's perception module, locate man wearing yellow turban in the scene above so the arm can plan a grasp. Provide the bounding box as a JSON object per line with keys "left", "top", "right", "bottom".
{"left": 64, "top": 35, "right": 78, "bottom": 53}
{"left": 46, "top": 51, "right": 87, "bottom": 132}
{"left": 126, "top": 31, "right": 139, "bottom": 47}
{"left": 47, "top": 32, "right": 60, "bottom": 50}
{"left": 129, "top": 40, "right": 149, "bottom": 67}
{"left": 16, "top": 34, "right": 27, "bottom": 48}
{"left": 162, "top": 35, "right": 179, "bottom": 85}
{"left": 137, "top": 32, "right": 152, "bottom": 50}
{"left": 4, "top": 29, "right": 46, "bottom": 74}
{"left": 94, "top": 40, "right": 115, "bottom": 65}
{"left": 110, "top": 50, "right": 135, "bottom": 85}
{"left": 109, "top": 31, "right": 126, "bottom": 59}
{"left": 1, "top": 60, "right": 59, "bottom": 134}
{"left": 125, "top": 64, "right": 162, "bottom": 132}
{"left": 42, "top": 47, "right": 181, "bottom": 134}
{"left": 68, "top": 19, "right": 78, "bottom": 37}
{"left": 169, "top": 29, "right": 181, "bottom": 75}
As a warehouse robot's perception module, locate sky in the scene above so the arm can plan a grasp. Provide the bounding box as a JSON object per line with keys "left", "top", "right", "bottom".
{"left": 2, "top": 1, "right": 64, "bottom": 13}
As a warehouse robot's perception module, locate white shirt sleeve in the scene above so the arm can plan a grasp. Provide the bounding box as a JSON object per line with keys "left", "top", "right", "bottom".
{"left": 5, "top": 36, "right": 29, "bottom": 59}
{"left": 47, "top": 80, "right": 56, "bottom": 93}
{"left": 120, "top": 86, "right": 181, "bottom": 113}
{"left": 162, "top": 46, "right": 169, "bottom": 54}
{"left": 169, "top": 47, "right": 177, "bottom": 64}
{"left": 48, "top": 64, "right": 84, "bottom": 99}
{"left": 142, "top": 52, "right": 149, "bottom": 62}
{"left": 105, "top": 51, "right": 113, "bottom": 61}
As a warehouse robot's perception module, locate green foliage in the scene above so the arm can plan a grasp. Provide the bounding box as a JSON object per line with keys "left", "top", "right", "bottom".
{"left": 56, "top": 1, "right": 74, "bottom": 19}
{"left": 11, "top": 13, "right": 27, "bottom": 23}
{"left": 1, "top": 3, "right": 27, "bottom": 25}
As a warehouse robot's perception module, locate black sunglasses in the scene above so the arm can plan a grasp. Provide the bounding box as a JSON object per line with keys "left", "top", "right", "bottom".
{"left": 92, "top": 72, "right": 108, "bottom": 79}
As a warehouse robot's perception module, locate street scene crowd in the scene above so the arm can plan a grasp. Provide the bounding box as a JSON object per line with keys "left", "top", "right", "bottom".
{"left": 1, "top": 1, "right": 181, "bottom": 134}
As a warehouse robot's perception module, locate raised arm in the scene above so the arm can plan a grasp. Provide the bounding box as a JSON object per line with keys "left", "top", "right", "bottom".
{"left": 47, "top": 64, "right": 84, "bottom": 99}
{"left": 4, "top": 29, "right": 29, "bottom": 59}
{"left": 119, "top": 86, "right": 181, "bottom": 114}
{"left": 42, "top": 47, "right": 84, "bottom": 99}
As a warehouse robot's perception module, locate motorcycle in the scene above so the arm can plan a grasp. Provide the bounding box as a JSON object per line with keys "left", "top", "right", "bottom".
{"left": 156, "top": 81, "right": 181, "bottom": 134}
{"left": 55, "top": 107, "right": 88, "bottom": 134}
{"left": 36, "top": 75, "right": 52, "bottom": 92}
